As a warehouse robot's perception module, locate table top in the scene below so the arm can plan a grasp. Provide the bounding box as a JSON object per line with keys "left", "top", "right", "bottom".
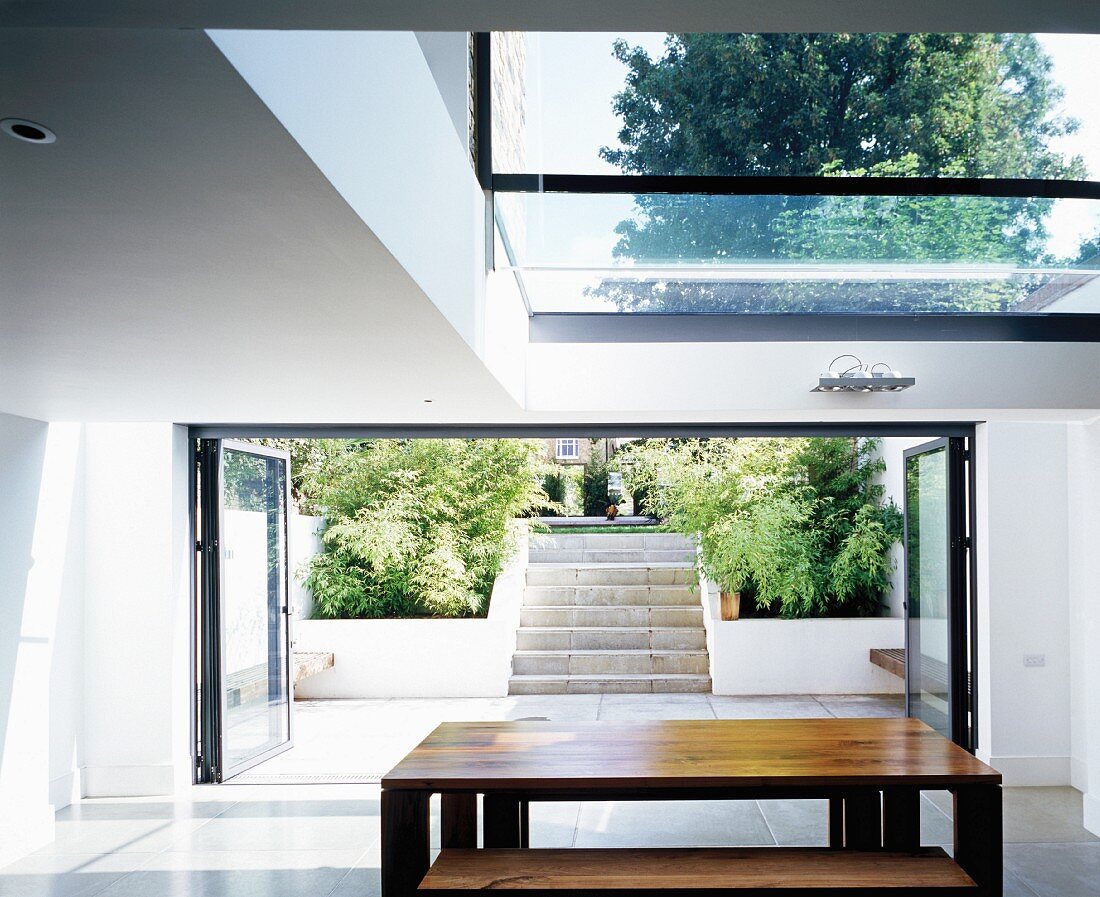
{"left": 381, "top": 717, "right": 1000, "bottom": 792}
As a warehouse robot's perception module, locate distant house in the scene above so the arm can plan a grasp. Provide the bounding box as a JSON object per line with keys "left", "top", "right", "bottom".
{"left": 543, "top": 437, "right": 626, "bottom": 466}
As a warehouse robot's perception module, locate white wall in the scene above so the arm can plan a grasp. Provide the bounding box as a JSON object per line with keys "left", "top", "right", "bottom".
{"left": 294, "top": 527, "right": 528, "bottom": 698}
{"left": 974, "top": 421, "right": 1073, "bottom": 786}
{"left": 1068, "top": 419, "right": 1100, "bottom": 833}
{"left": 290, "top": 514, "right": 324, "bottom": 622}
{"left": 699, "top": 577, "right": 905, "bottom": 695}
{"left": 209, "top": 29, "right": 487, "bottom": 355}
{"left": 82, "top": 423, "right": 193, "bottom": 798}
{"left": 0, "top": 413, "right": 85, "bottom": 867}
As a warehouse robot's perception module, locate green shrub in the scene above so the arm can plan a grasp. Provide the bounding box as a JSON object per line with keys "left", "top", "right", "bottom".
{"left": 618, "top": 437, "right": 902, "bottom": 617}
{"left": 582, "top": 457, "right": 612, "bottom": 516}
{"left": 541, "top": 470, "right": 567, "bottom": 515}
{"left": 297, "top": 439, "right": 549, "bottom": 619}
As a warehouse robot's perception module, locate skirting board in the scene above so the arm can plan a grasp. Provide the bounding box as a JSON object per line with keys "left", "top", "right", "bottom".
{"left": 83, "top": 764, "right": 177, "bottom": 797}
{"left": 49, "top": 768, "right": 83, "bottom": 811}
{"left": 988, "top": 755, "right": 1072, "bottom": 786}
{"left": 1071, "top": 757, "right": 1089, "bottom": 793}
{"left": 1084, "top": 792, "right": 1100, "bottom": 838}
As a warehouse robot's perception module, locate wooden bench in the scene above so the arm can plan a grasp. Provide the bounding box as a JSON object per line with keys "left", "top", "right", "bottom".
{"left": 869, "top": 647, "right": 906, "bottom": 679}
{"left": 293, "top": 650, "right": 334, "bottom": 685}
{"left": 420, "top": 847, "right": 978, "bottom": 894}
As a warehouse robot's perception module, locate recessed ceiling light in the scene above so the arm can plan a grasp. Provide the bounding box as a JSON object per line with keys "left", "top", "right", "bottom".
{"left": 1, "top": 118, "right": 57, "bottom": 144}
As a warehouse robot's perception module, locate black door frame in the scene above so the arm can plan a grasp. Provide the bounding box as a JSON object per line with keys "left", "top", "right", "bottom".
{"left": 903, "top": 436, "right": 974, "bottom": 751}
{"left": 189, "top": 421, "right": 979, "bottom": 777}
{"left": 193, "top": 438, "right": 294, "bottom": 783}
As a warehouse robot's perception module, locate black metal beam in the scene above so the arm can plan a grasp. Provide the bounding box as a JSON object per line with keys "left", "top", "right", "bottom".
{"left": 189, "top": 423, "right": 978, "bottom": 440}
{"left": 528, "top": 311, "right": 1100, "bottom": 342}
{"left": 494, "top": 172, "right": 1100, "bottom": 200}
{"left": 474, "top": 32, "right": 492, "bottom": 190}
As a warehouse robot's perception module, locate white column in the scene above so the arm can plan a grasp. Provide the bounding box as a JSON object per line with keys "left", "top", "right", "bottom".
{"left": 0, "top": 414, "right": 85, "bottom": 866}
{"left": 82, "top": 423, "right": 192, "bottom": 796}
{"left": 974, "top": 421, "right": 1072, "bottom": 786}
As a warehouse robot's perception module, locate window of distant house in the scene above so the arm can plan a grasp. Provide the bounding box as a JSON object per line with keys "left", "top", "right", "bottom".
{"left": 556, "top": 438, "right": 581, "bottom": 460}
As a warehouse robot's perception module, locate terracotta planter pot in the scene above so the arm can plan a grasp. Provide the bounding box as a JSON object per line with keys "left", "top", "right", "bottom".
{"left": 720, "top": 591, "right": 741, "bottom": 621}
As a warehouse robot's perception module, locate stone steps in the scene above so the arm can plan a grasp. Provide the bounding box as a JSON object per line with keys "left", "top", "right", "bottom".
{"left": 519, "top": 605, "right": 704, "bottom": 628}
{"left": 513, "top": 649, "right": 710, "bottom": 676}
{"left": 509, "top": 532, "right": 710, "bottom": 695}
{"left": 523, "top": 584, "right": 698, "bottom": 607}
{"left": 528, "top": 548, "right": 696, "bottom": 564}
{"left": 526, "top": 563, "right": 694, "bottom": 587}
{"left": 516, "top": 626, "right": 707, "bottom": 651}
{"left": 508, "top": 672, "right": 713, "bottom": 695}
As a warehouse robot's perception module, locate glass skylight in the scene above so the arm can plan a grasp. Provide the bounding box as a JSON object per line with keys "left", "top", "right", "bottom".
{"left": 494, "top": 191, "right": 1100, "bottom": 313}
{"left": 492, "top": 32, "right": 1100, "bottom": 182}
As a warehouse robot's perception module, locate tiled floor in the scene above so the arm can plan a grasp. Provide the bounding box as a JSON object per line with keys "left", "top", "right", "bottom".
{"left": 2, "top": 695, "right": 1097, "bottom": 896}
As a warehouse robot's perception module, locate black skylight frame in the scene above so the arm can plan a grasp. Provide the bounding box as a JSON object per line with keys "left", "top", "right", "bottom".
{"left": 472, "top": 32, "right": 1100, "bottom": 341}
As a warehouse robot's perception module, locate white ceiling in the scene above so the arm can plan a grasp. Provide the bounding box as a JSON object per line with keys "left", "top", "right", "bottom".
{"left": 2, "top": 23, "right": 1099, "bottom": 426}
{"left": 2, "top": 0, "right": 1098, "bottom": 33}
{"left": 0, "top": 27, "right": 524, "bottom": 423}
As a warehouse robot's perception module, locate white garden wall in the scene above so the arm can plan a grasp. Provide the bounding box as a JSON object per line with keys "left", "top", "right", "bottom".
{"left": 292, "top": 527, "right": 528, "bottom": 698}
{"left": 699, "top": 577, "right": 905, "bottom": 695}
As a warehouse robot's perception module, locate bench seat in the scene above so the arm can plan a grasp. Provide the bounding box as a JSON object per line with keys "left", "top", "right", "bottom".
{"left": 419, "top": 847, "right": 978, "bottom": 894}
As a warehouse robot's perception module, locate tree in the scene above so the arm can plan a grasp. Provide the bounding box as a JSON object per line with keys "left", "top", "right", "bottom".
{"left": 591, "top": 33, "right": 1084, "bottom": 313}
{"left": 299, "top": 439, "right": 550, "bottom": 619}
{"left": 617, "top": 437, "right": 902, "bottom": 617}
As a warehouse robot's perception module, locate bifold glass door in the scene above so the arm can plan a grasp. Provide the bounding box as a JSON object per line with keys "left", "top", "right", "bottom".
{"left": 196, "top": 440, "right": 293, "bottom": 782}
{"left": 903, "top": 438, "right": 972, "bottom": 749}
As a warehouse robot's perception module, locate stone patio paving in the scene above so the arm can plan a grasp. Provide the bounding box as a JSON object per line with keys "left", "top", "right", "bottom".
{"left": 246, "top": 693, "right": 905, "bottom": 781}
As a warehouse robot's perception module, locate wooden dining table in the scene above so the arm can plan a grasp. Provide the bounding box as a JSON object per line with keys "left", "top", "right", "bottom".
{"left": 381, "top": 717, "right": 1002, "bottom": 896}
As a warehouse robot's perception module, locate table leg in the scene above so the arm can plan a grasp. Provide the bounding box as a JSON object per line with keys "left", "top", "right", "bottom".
{"left": 844, "top": 790, "right": 883, "bottom": 850}
{"left": 483, "top": 794, "right": 523, "bottom": 847}
{"left": 883, "top": 786, "right": 921, "bottom": 851}
{"left": 381, "top": 789, "right": 430, "bottom": 897}
{"left": 954, "top": 785, "right": 1002, "bottom": 897}
{"left": 441, "top": 793, "right": 478, "bottom": 848}
{"left": 828, "top": 797, "right": 845, "bottom": 848}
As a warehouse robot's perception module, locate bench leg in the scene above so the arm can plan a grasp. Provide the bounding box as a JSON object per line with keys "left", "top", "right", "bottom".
{"left": 483, "top": 794, "right": 523, "bottom": 847}
{"left": 381, "top": 789, "right": 430, "bottom": 897}
{"left": 441, "top": 793, "right": 478, "bottom": 848}
{"left": 844, "top": 790, "right": 883, "bottom": 850}
{"left": 955, "top": 785, "right": 1002, "bottom": 897}
{"left": 520, "top": 799, "right": 531, "bottom": 848}
{"left": 828, "top": 797, "right": 845, "bottom": 848}
{"left": 883, "top": 786, "right": 921, "bottom": 851}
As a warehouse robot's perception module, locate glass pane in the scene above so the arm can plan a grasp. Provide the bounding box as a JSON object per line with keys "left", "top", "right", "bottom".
{"left": 493, "top": 33, "right": 1100, "bottom": 182}
{"left": 906, "top": 446, "right": 950, "bottom": 738}
{"left": 495, "top": 191, "right": 1100, "bottom": 312}
{"left": 221, "top": 448, "right": 289, "bottom": 773}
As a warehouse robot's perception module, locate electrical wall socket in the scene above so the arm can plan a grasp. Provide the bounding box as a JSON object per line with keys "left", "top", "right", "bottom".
{"left": 1023, "top": 654, "right": 1046, "bottom": 668}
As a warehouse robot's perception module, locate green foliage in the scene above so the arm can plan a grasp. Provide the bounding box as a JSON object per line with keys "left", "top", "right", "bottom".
{"left": 618, "top": 437, "right": 902, "bottom": 617}
{"left": 296, "top": 439, "right": 549, "bottom": 619}
{"left": 582, "top": 456, "right": 612, "bottom": 516}
{"left": 541, "top": 470, "right": 567, "bottom": 516}
{"left": 590, "top": 32, "right": 1087, "bottom": 313}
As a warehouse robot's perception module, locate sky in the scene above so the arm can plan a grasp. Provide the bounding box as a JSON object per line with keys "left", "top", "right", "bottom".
{"left": 513, "top": 32, "right": 1100, "bottom": 265}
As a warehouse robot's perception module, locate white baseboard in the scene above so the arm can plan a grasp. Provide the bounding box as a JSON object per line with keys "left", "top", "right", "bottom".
{"left": 988, "top": 755, "right": 1071, "bottom": 786}
{"left": 49, "top": 768, "right": 83, "bottom": 811}
{"left": 1084, "top": 792, "right": 1100, "bottom": 837}
{"left": 1071, "top": 757, "right": 1089, "bottom": 793}
{"left": 82, "top": 764, "right": 177, "bottom": 797}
